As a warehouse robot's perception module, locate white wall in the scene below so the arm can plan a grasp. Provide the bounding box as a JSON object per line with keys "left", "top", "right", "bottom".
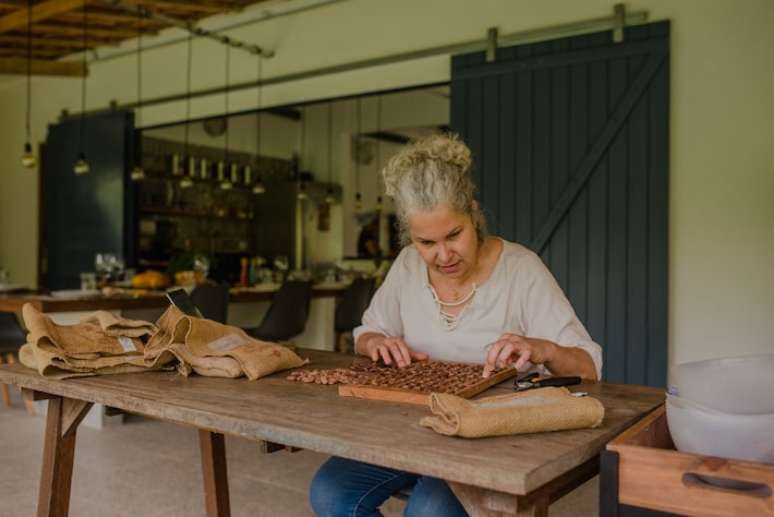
{"left": 1, "top": 0, "right": 773, "bottom": 368}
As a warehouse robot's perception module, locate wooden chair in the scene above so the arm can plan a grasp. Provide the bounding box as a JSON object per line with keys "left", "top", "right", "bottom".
{"left": 334, "top": 278, "right": 375, "bottom": 353}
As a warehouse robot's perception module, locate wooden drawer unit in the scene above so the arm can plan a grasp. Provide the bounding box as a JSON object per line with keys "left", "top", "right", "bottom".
{"left": 601, "top": 405, "right": 774, "bottom": 516}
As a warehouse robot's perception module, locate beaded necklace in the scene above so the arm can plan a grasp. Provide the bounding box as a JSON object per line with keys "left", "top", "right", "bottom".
{"left": 428, "top": 283, "right": 477, "bottom": 331}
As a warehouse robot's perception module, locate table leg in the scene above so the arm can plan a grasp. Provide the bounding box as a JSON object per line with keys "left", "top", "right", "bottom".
{"left": 4, "top": 353, "right": 35, "bottom": 414}
{"left": 449, "top": 456, "right": 599, "bottom": 517}
{"left": 199, "top": 430, "right": 231, "bottom": 517}
{"left": 0, "top": 355, "right": 10, "bottom": 407}
{"left": 37, "top": 396, "right": 93, "bottom": 517}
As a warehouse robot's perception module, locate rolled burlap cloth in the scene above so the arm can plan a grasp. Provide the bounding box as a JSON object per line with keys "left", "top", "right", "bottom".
{"left": 420, "top": 387, "right": 605, "bottom": 438}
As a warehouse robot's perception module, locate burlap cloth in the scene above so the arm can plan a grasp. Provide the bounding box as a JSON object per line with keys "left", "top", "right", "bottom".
{"left": 19, "top": 303, "right": 173, "bottom": 379}
{"left": 420, "top": 387, "right": 605, "bottom": 438}
{"left": 145, "top": 305, "right": 307, "bottom": 380}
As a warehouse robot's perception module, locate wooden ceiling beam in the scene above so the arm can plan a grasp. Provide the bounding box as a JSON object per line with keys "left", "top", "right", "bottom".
{"left": 0, "top": 34, "right": 119, "bottom": 47}
{"left": 55, "top": 10, "right": 166, "bottom": 26}
{"left": 0, "top": 0, "right": 87, "bottom": 34}
{"left": 0, "top": 56, "right": 87, "bottom": 76}
{"left": 23, "top": 22, "right": 151, "bottom": 39}
{"left": 120, "top": 0, "right": 235, "bottom": 15}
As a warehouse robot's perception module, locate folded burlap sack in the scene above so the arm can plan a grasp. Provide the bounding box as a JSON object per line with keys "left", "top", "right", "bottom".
{"left": 146, "top": 305, "right": 307, "bottom": 380}
{"left": 80, "top": 310, "right": 158, "bottom": 338}
{"left": 23, "top": 304, "right": 146, "bottom": 357}
{"left": 20, "top": 303, "right": 175, "bottom": 379}
{"left": 18, "top": 342, "right": 170, "bottom": 380}
{"left": 420, "top": 387, "right": 605, "bottom": 438}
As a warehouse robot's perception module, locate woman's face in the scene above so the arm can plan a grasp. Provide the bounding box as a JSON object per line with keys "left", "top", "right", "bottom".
{"left": 408, "top": 204, "right": 479, "bottom": 279}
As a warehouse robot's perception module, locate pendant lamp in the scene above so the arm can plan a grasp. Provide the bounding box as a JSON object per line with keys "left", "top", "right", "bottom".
{"left": 252, "top": 54, "right": 265, "bottom": 195}
{"left": 130, "top": 7, "right": 145, "bottom": 181}
{"left": 179, "top": 32, "right": 194, "bottom": 189}
{"left": 21, "top": 0, "right": 36, "bottom": 169}
{"left": 73, "top": 3, "right": 90, "bottom": 175}
{"left": 325, "top": 102, "right": 335, "bottom": 205}
{"left": 219, "top": 42, "right": 232, "bottom": 190}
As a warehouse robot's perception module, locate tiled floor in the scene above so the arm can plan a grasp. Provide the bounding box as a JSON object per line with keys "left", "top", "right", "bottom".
{"left": 0, "top": 388, "right": 598, "bottom": 516}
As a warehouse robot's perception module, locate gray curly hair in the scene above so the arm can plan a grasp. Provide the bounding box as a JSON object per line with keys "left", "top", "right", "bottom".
{"left": 381, "top": 133, "right": 487, "bottom": 246}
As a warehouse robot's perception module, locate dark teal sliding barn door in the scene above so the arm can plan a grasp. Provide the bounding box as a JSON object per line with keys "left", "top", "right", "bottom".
{"left": 451, "top": 22, "right": 669, "bottom": 386}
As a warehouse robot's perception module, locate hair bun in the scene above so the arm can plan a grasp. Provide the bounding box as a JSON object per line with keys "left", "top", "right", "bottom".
{"left": 382, "top": 133, "right": 471, "bottom": 197}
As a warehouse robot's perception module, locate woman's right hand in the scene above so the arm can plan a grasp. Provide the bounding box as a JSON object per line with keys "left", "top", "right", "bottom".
{"left": 364, "top": 335, "right": 428, "bottom": 368}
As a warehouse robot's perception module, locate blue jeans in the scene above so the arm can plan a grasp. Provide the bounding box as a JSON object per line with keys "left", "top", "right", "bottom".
{"left": 310, "top": 456, "right": 468, "bottom": 517}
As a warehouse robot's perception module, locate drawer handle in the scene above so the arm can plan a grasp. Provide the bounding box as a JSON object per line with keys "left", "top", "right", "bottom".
{"left": 682, "top": 472, "right": 772, "bottom": 498}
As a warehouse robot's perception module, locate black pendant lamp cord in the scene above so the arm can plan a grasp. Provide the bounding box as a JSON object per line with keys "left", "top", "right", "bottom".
{"left": 136, "top": 7, "right": 142, "bottom": 127}
{"left": 183, "top": 32, "right": 193, "bottom": 159}
{"left": 79, "top": 3, "right": 88, "bottom": 157}
{"left": 355, "top": 98, "right": 361, "bottom": 196}
{"left": 223, "top": 43, "right": 230, "bottom": 162}
{"left": 256, "top": 55, "right": 262, "bottom": 158}
{"left": 25, "top": 0, "right": 32, "bottom": 143}
{"left": 376, "top": 95, "right": 383, "bottom": 200}
{"left": 327, "top": 102, "right": 333, "bottom": 185}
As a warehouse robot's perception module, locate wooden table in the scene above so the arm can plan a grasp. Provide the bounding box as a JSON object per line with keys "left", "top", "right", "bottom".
{"left": 0, "top": 288, "right": 345, "bottom": 314}
{"left": 0, "top": 350, "right": 664, "bottom": 517}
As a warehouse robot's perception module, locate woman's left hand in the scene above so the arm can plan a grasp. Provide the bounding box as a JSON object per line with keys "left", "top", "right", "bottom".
{"left": 482, "top": 334, "right": 556, "bottom": 378}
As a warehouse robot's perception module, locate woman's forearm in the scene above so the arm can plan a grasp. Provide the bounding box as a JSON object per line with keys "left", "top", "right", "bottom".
{"left": 529, "top": 338, "right": 598, "bottom": 381}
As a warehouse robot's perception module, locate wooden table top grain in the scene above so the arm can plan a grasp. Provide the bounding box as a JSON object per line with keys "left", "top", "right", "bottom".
{"left": 0, "top": 350, "right": 664, "bottom": 496}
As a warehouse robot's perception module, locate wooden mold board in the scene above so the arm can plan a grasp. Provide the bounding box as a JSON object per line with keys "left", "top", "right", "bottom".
{"left": 338, "top": 365, "right": 520, "bottom": 405}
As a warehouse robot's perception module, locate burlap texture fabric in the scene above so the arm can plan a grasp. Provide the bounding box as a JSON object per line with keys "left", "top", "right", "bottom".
{"left": 80, "top": 310, "right": 158, "bottom": 338}
{"left": 420, "top": 387, "right": 605, "bottom": 438}
{"left": 23, "top": 303, "right": 146, "bottom": 357}
{"left": 19, "top": 304, "right": 174, "bottom": 379}
{"left": 145, "top": 305, "right": 307, "bottom": 380}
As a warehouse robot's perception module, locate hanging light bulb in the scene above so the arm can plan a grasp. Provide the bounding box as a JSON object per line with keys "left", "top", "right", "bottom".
{"left": 297, "top": 180, "right": 308, "bottom": 200}
{"left": 130, "top": 165, "right": 145, "bottom": 181}
{"left": 217, "top": 160, "right": 231, "bottom": 189}
{"left": 252, "top": 175, "right": 266, "bottom": 195}
{"left": 355, "top": 192, "right": 362, "bottom": 210}
{"left": 376, "top": 195, "right": 383, "bottom": 210}
{"left": 22, "top": 143, "right": 36, "bottom": 168}
{"left": 21, "top": 0, "right": 36, "bottom": 169}
{"left": 179, "top": 156, "right": 194, "bottom": 188}
{"left": 74, "top": 152, "right": 90, "bottom": 175}
{"left": 325, "top": 186, "right": 335, "bottom": 205}
{"left": 130, "top": 6, "right": 144, "bottom": 181}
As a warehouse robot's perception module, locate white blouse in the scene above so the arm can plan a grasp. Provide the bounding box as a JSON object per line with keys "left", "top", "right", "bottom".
{"left": 353, "top": 240, "right": 603, "bottom": 380}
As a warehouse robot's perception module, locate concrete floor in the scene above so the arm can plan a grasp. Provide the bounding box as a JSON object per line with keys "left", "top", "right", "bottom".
{"left": 0, "top": 388, "right": 598, "bottom": 516}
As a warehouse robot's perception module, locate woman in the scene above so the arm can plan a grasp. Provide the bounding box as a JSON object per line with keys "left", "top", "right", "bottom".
{"left": 310, "top": 134, "right": 602, "bottom": 517}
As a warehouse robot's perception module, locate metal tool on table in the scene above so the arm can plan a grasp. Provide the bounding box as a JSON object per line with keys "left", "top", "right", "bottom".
{"left": 513, "top": 371, "right": 582, "bottom": 392}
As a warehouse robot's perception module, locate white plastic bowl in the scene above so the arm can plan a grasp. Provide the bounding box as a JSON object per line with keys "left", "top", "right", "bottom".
{"left": 667, "top": 354, "right": 774, "bottom": 414}
{"left": 666, "top": 393, "right": 774, "bottom": 464}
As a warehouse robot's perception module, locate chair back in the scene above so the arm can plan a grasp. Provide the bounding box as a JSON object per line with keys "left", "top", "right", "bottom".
{"left": 0, "top": 312, "right": 26, "bottom": 354}
{"left": 334, "top": 277, "right": 375, "bottom": 333}
{"left": 251, "top": 281, "right": 313, "bottom": 342}
{"left": 190, "top": 283, "right": 230, "bottom": 324}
